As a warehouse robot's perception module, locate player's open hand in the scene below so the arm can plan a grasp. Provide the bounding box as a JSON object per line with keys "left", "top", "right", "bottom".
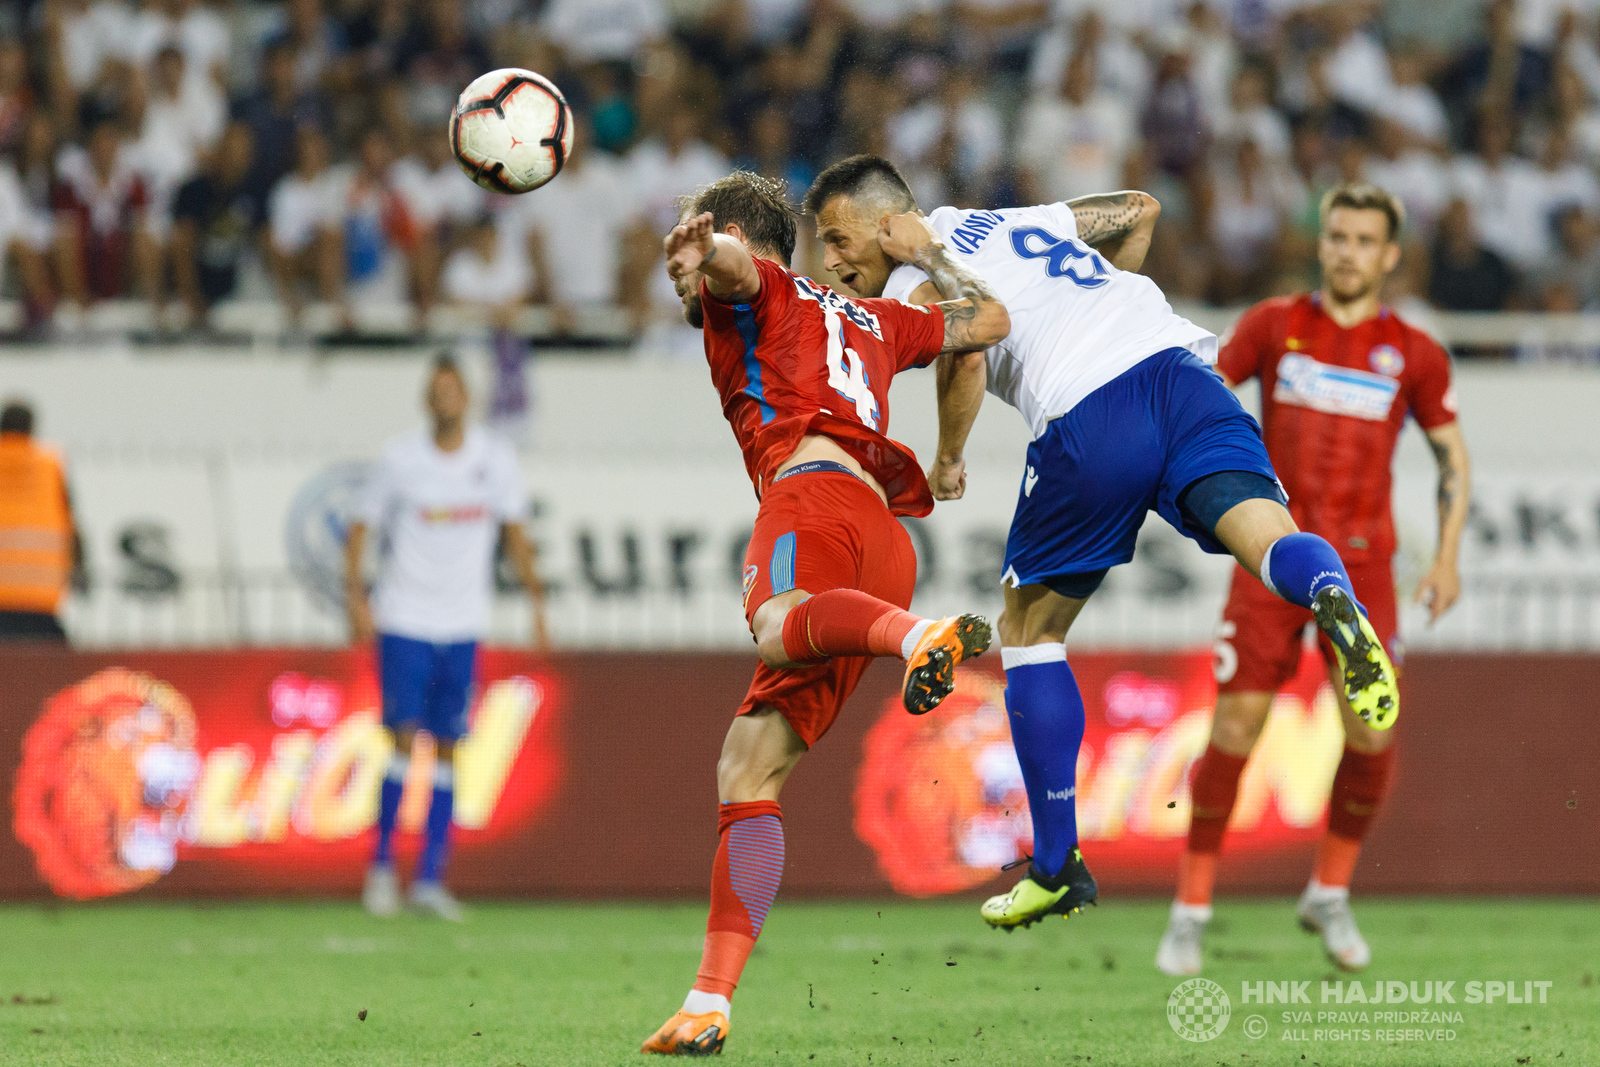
{"left": 1414, "top": 561, "right": 1461, "bottom": 623}
{"left": 930, "top": 455, "right": 966, "bottom": 500}
{"left": 665, "top": 211, "right": 716, "bottom": 281}
{"left": 878, "top": 212, "right": 940, "bottom": 266}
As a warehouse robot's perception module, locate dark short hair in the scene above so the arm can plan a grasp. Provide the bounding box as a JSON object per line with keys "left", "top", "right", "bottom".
{"left": 682, "top": 171, "right": 800, "bottom": 266}
{"left": 1, "top": 401, "right": 34, "bottom": 435}
{"left": 431, "top": 352, "right": 463, "bottom": 379}
{"left": 802, "top": 155, "right": 917, "bottom": 217}
{"left": 1320, "top": 182, "right": 1404, "bottom": 241}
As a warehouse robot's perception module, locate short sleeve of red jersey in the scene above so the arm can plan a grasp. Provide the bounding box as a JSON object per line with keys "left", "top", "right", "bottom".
{"left": 1216, "top": 301, "right": 1281, "bottom": 385}
{"left": 1404, "top": 329, "right": 1458, "bottom": 430}
{"left": 861, "top": 297, "right": 947, "bottom": 371}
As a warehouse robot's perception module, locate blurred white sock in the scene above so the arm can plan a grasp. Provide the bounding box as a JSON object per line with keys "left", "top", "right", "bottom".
{"left": 682, "top": 990, "right": 731, "bottom": 1018}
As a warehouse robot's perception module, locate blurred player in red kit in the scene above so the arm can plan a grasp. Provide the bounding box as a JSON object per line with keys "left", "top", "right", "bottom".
{"left": 641, "top": 172, "right": 1009, "bottom": 1055}
{"left": 1158, "top": 183, "right": 1472, "bottom": 975}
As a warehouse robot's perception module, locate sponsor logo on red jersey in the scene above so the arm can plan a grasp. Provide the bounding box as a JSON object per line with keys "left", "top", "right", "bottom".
{"left": 1273, "top": 352, "right": 1399, "bottom": 421}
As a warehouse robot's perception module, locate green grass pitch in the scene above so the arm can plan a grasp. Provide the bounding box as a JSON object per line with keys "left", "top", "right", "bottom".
{"left": 0, "top": 898, "right": 1595, "bottom": 1066}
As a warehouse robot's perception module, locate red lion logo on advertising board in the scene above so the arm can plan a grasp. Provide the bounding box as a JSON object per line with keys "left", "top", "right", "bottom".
{"left": 13, "top": 669, "right": 201, "bottom": 899}
{"left": 855, "top": 655, "right": 1344, "bottom": 897}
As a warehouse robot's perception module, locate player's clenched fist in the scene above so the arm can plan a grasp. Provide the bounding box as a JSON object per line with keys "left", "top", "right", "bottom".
{"left": 930, "top": 455, "right": 967, "bottom": 501}
{"left": 877, "top": 212, "right": 942, "bottom": 265}
{"left": 665, "top": 211, "right": 717, "bottom": 281}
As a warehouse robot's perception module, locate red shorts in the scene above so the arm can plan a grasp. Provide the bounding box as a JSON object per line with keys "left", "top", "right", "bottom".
{"left": 1215, "top": 559, "right": 1401, "bottom": 694}
{"left": 737, "top": 469, "right": 918, "bottom": 747}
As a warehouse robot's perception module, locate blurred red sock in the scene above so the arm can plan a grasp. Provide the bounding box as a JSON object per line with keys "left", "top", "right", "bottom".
{"left": 1315, "top": 746, "right": 1396, "bottom": 887}
{"left": 1178, "top": 745, "right": 1249, "bottom": 905}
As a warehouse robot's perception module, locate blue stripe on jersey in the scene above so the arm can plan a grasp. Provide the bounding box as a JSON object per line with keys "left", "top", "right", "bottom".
{"left": 770, "top": 531, "right": 796, "bottom": 595}
{"left": 733, "top": 304, "right": 775, "bottom": 424}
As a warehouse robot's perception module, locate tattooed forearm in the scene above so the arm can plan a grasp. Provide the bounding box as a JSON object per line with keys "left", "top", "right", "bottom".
{"left": 1431, "top": 438, "right": 1457, "bottom": 522}
{"left": 912, "top": 242, "right": 1007, "bottom": 353}
{"left": 1065, "top": 191, "right": 1150, "bottom": 246}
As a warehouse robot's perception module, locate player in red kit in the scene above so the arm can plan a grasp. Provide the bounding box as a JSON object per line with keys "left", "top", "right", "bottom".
{"left": 641, "top": 172, "right": 1010, "bottom": 1055}
{"left": 1158, "top": 183, "right": 1472, "bottom": 976}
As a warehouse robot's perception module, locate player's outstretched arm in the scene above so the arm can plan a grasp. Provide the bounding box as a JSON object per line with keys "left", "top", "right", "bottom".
{"left": 878, "top": 212, "right": 1009, "bottom": 355}
{"left": 1064, "top": 190, "right": 1161, "bottom": 273}
{"left": 1417, "top": 421, "right": 1471, "bottom": 623}
{"left": 664, "top": 211, "right": 760, "bottom": 302}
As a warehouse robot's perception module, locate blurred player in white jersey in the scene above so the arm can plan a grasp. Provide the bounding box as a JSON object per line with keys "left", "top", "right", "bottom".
{"left": 805, "top": 157, "right": 1398, "bottom": 931}
{"left": 346, "top": 355, "right": 548, "bottom": 920}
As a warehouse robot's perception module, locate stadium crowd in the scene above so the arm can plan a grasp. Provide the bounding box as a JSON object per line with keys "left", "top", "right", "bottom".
{"left": 4, "top": 0, "right": 1600, "bottom": 337}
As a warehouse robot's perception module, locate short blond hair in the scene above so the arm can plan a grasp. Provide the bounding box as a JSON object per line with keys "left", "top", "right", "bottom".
{"left": 1319, "top": 182, "right": 1404, "bottom": 241}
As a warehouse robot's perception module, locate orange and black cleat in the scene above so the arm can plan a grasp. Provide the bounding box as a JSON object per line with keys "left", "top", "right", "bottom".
{"left": 902, "top": 614, "right": 992, "bottom": 715}
{"left": 640, "top": 1010, "right": 729, "bottom": 1056}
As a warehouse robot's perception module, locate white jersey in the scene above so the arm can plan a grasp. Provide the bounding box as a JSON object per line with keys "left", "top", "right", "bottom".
{"left": 884, "top": 202, "right": 1216, "bottom": 438}
{"left": 357, "top": 426, "right": 527, "bottom": 643}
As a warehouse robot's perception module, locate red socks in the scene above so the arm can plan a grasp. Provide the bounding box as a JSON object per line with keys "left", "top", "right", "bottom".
{"left": 1177, "top": 744, "right": 1249, "bottom": 906}
{"left": 1315, "top": 746, "right": 1396, "bottom": 887}
{"left": 693, "top": 801, "right": 785, "bottom": 1000}
{"left": 779, "top": 589, "right": 921, "bottom": 664}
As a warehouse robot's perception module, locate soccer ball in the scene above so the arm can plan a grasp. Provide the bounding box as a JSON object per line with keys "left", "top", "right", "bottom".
{"left": 450, "top": 68, "right": 574, "bottom": 194}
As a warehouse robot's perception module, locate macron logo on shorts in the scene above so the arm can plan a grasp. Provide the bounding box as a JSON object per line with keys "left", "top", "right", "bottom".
{"left": 1024, "top": 466, "right": 1039, "bottom": 496}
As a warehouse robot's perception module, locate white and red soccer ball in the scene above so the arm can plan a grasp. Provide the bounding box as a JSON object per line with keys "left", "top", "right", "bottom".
{"left": 450, "top": 68, "right": 574, "bottom": 194}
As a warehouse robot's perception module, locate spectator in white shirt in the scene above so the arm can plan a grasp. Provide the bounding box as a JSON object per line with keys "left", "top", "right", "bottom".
{"left": 392, "top": 124, "right": 483, "bottom": 245}
{"left": 1363, "top": 117, "right": 1448, "bottom": 240}
{"left": 517, "top": 119, "right": 628, "bottom": 331}
{"left": 1374, "top": 46, "right": 1449, "bottom": 148}
{"left": 1213, "top": 60, "right": 1290, "bottom": 162}
{"left": 133, "top": 46, "right": 224, "bottom": 245}
{"left": 1018, "top": 48, "right": 1133, "bottom": 204}
{"left": 623, "top": 108, "right": 728, "bottom": 325}
{"left": 1206, "top": 136, "right": 1299, "bottom": 302}
{"left": 1538, "top": 122, "right": 1600, "bottom": 216}
{"left": 1451, "top": 109, "right": 1558, "bottom": 269}
{"left": 887, "top": 66, "right": 1004, "bottom": 206}
{"left": 267, "top": 125, "right": 343, "bottom": 327}
{"left": 541, "top": 0, "right": 668, "bottom": 64}
{"left": 442, "top": 211, "right": 531, "bottom": 320}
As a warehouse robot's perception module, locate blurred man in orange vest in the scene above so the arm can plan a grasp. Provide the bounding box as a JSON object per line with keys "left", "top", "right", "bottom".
{"left": 0, "top": 401, "right": 81, "bottom": 642}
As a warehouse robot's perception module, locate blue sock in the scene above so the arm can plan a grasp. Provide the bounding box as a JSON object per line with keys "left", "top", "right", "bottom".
{"left": 417, "top": 762, "right": 455, "bottom": 883}
{"left": 374, "top": 752, "right": 407, "bottom": 866}
{"left": 1002, "top": 645, "right": 1086, "bottom": 881}
{"left": 1260, "top": 532, "right": 1363, "bottom": 613}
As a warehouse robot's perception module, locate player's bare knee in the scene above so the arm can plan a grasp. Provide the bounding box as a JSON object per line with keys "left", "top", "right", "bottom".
{"left": 1210, "top": 695, "right": 1271, "bottom": 754}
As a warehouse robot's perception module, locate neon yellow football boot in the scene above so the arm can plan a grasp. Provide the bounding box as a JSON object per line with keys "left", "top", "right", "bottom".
{"left": 1312, "top": 586, "right": 1399, "bottom": 730}
{"left": 981, "top": 848, "right": 1098, "bottom": 931}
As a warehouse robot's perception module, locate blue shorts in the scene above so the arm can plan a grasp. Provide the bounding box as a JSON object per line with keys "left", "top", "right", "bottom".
{"left": 1002, "top": 347, "right": 1283, "bottom": 590}
{"left": 378, "top": 633, "right": 477, "bottom": 741}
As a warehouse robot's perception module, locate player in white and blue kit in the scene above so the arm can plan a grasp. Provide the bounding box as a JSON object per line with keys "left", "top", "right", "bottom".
{"left": 346, "top": 355, "right": 548, "bottom": 920}
{"left": 804, "top": 158, "right": 1399, "bottom": 930}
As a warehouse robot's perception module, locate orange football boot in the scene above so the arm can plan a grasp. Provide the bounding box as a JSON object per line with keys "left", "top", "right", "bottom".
{"left": 902, "top": 613, "right": 992, "bottom": 714}
{"left": 640, "top": 1009, "right": 729, "bottom": 1056}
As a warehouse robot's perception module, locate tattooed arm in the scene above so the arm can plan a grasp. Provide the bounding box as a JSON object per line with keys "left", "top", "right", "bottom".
{"left": 1064, "top": 190, "right": 1161, "bottom": 272}
{"left": 878, "top": 212, "right": 1007, "bottom": 500}
{"left": 877, "top": 212, "right": 1010, "bottom": 354}
{"left": 1417, "top": 421, "right": 1471, "bottom": 623}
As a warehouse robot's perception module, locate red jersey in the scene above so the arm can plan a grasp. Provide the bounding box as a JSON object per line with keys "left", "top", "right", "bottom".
{"left": 1217, "top": 293, "right": 1457, "bottom": 562}
{"left": 700, "top": 256, "right": 946, "bottom": 517}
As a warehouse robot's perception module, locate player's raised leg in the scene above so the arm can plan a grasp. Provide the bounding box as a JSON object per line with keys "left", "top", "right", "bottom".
{"left": 980, "top": 582, "right": 1099, "bottom": 930}
{"left": 752, "top": 587, "right": 990, "bottom": 714}
{"left": 1208, "top": 494, "right": 1399, "bottom": 730}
